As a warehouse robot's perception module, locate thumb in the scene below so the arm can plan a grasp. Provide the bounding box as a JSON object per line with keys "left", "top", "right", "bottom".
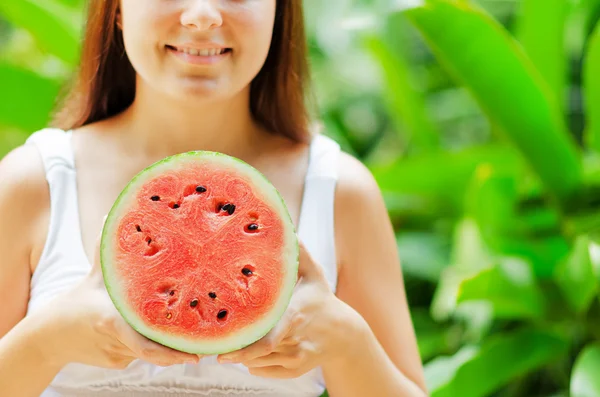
{"left": 297, "top": 237, "right": 326, "bottom": 282}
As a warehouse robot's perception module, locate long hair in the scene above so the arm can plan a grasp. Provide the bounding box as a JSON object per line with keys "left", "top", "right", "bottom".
{"left": 51, "top": 0, "right": 313, "bottom": 143}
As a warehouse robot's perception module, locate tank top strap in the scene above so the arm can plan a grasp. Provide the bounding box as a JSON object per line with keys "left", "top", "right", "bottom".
{"left": 25, "top": 128, "right": 75, "bottom": 173}
{"left": 24, "top": 128, "right": 89, "bottom": 299}
{"left": 297, "top": 134, "right": 341, "bottom": 292}
{"left": 304, "top": 134, "right": 341, "bottom": 180}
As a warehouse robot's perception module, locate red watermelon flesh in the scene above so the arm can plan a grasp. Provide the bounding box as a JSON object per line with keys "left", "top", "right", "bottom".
{"left": 101, "top": 152, "right": 299, "bottom": 355}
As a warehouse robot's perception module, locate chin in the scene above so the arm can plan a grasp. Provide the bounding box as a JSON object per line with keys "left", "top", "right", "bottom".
{"left": 168, "top": 77, "right": 234, "bottom": 103}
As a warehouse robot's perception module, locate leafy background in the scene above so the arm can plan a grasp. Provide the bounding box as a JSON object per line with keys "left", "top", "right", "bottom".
{"left": 3, "top": 0, "right": 600, "bottom": 396}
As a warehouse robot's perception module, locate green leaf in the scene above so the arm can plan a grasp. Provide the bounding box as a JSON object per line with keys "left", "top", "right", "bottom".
{"left": 363, "top": 33, "right": 440, "bottom": 153}
{"left": 494, "top": 234, "right": 571, "bottom": 279}
{"left": 514, "top": 0, "right": 570, "bottom": 112}
{"left": 370, "top": 144, "right": 522, "bottom": 211}
{"left": 554, "top": 235, "right": 598, "bottom": 314}
{"left": 418, "top": 331, "right": 452, "bottom": 363}
{"left": 450, "top": 218, "right": 495, "bottom": 270}
{"left": 452, "top": 301, "right": 494, "bottom": 343}
{"left": 457, "top": 259, "right": 545, "bottom": 319}
{"left": 403, "top": 1, "right": 583, "bottom": 205}
{"left": 412, "top": 308, "right": 457, "bottom": 361}
{"left": 397, "top": 231, "right": 450, "bottom": 282}
{"left": 571, "top": 343, "right": 600, "bottom": 397}
{"left": 584, "top": 0, "right": 600, "bottom": 36}
{"left": 0, "top": 0, "right": 81, "bottom": 65}
{"left": 0, "top": 63, "right": 61, "bottom": 131}
{"left": 460, "top": 162, "right": 566, "bottom": 278}
{"left": 431, "top": 218, "right": 495, "bottom": 322}
{"left": 382, "top": 192, "right": 453, "bottom": 222}
{"left": 583, "top": 21, "right": 600, "bottom": 153}
{"left": 425, "top": 345, "right": 479, "bottom": 394}
{"left": 587, "top": 238, "right": 600, "bottom": 285}
{"left": 463, "top": 163, "right": 518, "bottom": 239}
{"left": 426, "top": 329, "right": 569, "bottom": 397}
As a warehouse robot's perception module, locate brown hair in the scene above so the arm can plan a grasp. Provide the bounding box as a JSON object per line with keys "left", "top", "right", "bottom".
{"left": 51, "top": 0, "right": 313, "bottom": 143}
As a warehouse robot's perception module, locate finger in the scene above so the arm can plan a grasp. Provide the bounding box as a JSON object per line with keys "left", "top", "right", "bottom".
{"left": 104, "top": 351, "right": 136, "bottom": 370}
{"left": 218, "top": 310, "right": 295, "bottom": 363}
{"left": 297, "top": 238, "right": 326, "bottom": 281}
{"left": 248, "top": 365, "right": 309, "bottom": 379}
{"left": 117, "top": 321, "right": 200, "bottom": 366}
{"left": 242, "top": 349, "right": 305, "bottom": 369}
{"left": 281, "top": 334, "right": 302, "bottom": 347}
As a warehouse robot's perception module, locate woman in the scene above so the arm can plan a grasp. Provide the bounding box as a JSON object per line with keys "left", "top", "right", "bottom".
{"left": 0, "top": 0, "right": 427, "bottom": 396}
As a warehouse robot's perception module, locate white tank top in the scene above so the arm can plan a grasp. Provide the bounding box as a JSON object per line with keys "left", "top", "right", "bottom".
{"left": 24, "top": 128, "right": 341, "bottom": 397}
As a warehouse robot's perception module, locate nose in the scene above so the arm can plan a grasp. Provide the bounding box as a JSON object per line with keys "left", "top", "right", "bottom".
{"left": 180, "top": 0, "right": 223, "bottom": 30}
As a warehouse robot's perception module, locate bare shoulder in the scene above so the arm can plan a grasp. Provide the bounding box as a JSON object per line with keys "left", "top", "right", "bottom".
{"left": 0, "top": 143, "right": 50, "bottom": 264}
{"left": 0, "top": 143, "right": 49, "bottom": 336}
{"left": 335, "top": 152, "right": 383, "bottom": 210}
{"left": 1, "top": 142, "right": 46, "bottom": 177}
{"left": 333, "top": 150, "right": 393, "bottom": 268}
{"left": 334, "top": 152, "right": 390, "bottom": 245}
{"left": 0, "top": 143, "right": 49, "bottom": 229}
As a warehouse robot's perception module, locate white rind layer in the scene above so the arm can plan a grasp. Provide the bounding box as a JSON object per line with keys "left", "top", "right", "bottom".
{"left": 100, "top": 151, "right": 299, "bottom": 355}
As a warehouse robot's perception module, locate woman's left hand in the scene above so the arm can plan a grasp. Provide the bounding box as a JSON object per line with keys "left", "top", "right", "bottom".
{"left": 217, "top": 238, "right": 365, "bottom": 378}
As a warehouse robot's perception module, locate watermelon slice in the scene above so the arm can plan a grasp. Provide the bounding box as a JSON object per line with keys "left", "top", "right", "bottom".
{"left": 100, "top": 152, "right": 299, "bottom": 355}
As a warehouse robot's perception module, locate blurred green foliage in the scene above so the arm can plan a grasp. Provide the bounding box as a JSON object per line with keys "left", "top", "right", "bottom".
{"left": 4, "top": 0, "right": 600, "bottom": 395}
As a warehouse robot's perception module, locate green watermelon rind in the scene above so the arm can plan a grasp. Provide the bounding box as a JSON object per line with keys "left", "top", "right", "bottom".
{"left": 100, "top": 150, "right": 299, "bottom": 355}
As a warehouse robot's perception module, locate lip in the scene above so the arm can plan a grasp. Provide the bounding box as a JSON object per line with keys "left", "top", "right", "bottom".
{"left": 172, "top": 42, "right": 230, "bottom": 51}
{"left": 166, "top": 44, "right": 231, "bottom": 65}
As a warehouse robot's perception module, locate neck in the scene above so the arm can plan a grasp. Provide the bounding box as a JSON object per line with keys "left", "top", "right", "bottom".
{"left": 115, "top": 80, "right": 269, "bottom": 160}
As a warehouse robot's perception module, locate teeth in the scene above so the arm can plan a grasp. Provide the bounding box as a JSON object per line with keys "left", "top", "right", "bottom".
{"left": 177, "top": 47, "right": 225, "bottom": 56}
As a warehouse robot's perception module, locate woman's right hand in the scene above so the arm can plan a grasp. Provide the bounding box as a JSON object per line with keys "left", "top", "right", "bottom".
{"left": 39, "top": 221, "right": 201, "bottom": 370}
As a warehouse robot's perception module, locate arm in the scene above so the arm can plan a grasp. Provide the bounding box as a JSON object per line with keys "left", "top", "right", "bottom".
{"left": 0, "top": 145, "right": 64, "bottom": 396}
{"left": 0, "top": 145, "right": 199, "bottom": 397}
{"left": 0, "top": 312, "right": 67, "bottom": 397}
{"left": 323, "top": 153, "right": 428, "bottom": 396}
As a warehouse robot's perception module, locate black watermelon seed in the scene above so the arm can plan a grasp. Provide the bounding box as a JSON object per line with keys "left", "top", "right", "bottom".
{"left": 222, "top": 203, "right": 235, "bottom": 215}
{"left": 190, "top": 299, "right": 198, "bottom": 307}
{"left": 196, "top": 186, "right": 207, "bottom": 193}
{"left": 208, "top": 292, "right": 217, "bottom": 299}
{"left": 169, "top": 290, "right": 175, "bottom": 296}
{"left": 151, "top": 196, "right": 160, "bottom": 201}
{"left": 248, "top": 223, "right": 259, "bottom": 231}
{"left": 217, "top": 310, "right": 228, "bottom": 319}
{"left": 136, "top": 225, "right": 142, "bottom": 232}
{"left": 242, "top": 268, "right": 253, "bottom": 276}
{"left": 147, "top": 238, "right": 152, "bottom": 245}
{"left": 173, "top": 203, "right": 180, "bottom": 209}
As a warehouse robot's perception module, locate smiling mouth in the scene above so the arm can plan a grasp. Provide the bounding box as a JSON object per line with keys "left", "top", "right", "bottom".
{"left": 166, "top": 45, "right": 232, "bottom": 57}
